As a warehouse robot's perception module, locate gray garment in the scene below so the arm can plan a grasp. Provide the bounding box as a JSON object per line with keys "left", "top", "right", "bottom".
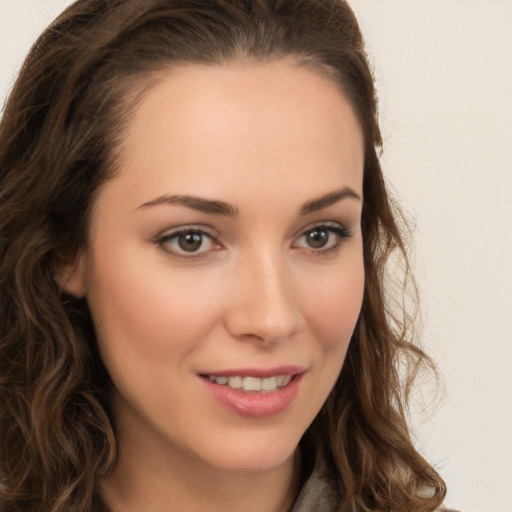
{"left": 290, "top": 471, "right": 461, "bottom": 512}
{"left": 290, "top": 471, "right": 338, "bottom": 512}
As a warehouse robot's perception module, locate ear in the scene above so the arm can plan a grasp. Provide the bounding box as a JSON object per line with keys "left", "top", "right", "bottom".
{"left": 55, "top": 253, "right": 87, "bottom": 298}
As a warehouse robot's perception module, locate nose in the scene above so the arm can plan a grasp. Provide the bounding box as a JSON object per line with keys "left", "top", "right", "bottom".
{"left": 224, "top": 250, "right": 301, "bottom": 345}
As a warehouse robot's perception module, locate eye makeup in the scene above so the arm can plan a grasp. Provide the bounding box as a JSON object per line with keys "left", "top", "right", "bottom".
{"left": 153, "top": 221, "right": 353, "bottom": 261}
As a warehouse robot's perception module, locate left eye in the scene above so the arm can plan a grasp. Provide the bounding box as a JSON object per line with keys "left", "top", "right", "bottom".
{"left": 159, "top": 229, "right": 215, "bottom": 255}
{"left": 295, "top": 225, "right": 349, "bottom": 251}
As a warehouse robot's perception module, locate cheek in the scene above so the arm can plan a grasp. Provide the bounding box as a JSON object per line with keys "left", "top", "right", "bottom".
{"left": 304, "top": 254, "right": 365, "bottom": 351}
{"left": 293, "top": 252, "right": 364, "bottom": 427}
{"left": 85, "top": 248, "right": 221, "bottom": 367}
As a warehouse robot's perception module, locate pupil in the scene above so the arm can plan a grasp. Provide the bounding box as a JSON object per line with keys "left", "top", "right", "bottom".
{"left": 178, "top": 232, "right": 202, "bottom": 252}
{"left": 307, "top": 229, "right": 328, "bottom": 248}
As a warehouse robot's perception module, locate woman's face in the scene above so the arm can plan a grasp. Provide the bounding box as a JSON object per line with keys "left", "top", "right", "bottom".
{"left": 66, "top": 61, "right": 364, "bottom": 474}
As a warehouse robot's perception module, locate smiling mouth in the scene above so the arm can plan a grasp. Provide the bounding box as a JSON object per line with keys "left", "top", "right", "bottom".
{"left": 200, "top": 374, "right": 293, "bottom": 393}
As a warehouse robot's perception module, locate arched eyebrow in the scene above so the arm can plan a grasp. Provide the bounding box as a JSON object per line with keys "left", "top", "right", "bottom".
{"left": 299, "top": 187, "right": 362, "bottom": 215}
{"left": 138, "top": 195, "right": 239, "bottom": 216}
{"left": 137, "top": 187, "right": 361, "bottom": 217}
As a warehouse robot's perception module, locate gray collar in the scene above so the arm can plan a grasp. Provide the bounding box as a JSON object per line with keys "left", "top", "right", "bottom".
{"left": 290, "top": 471, "right": 338, "bottom": 512}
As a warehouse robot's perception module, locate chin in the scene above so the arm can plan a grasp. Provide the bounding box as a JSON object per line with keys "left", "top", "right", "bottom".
{"left": 190, "top": 427, "right": 301, "bottom": 475}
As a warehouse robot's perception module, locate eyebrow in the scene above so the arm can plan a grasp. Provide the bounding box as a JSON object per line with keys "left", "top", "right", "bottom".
{"left": 299, "top": 187, "right": 362, "bottom": 215}
{"left": 137, "top": 187, "right": 361, "bottom": 217}
{"left": 138, "top": 195, "right": 239, "bottom": 216}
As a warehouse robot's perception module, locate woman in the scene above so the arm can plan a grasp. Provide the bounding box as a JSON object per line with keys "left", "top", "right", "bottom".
{"left": 0, "top": 0, "right": 449, "bottom": 510}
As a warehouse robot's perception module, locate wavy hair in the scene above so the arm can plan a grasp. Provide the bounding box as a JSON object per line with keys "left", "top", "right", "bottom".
{"left": 0, "top": 0, "right": 446, "bottom": 510}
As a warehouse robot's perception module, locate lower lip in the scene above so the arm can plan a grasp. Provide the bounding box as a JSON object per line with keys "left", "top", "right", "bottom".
{"left": 201, "top": 374, "right": 303, "bottom": 418}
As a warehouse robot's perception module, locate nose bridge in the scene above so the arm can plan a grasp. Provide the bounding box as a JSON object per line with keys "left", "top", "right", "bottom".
{"left": 225, "top": 244, "right": 299, "bottom": 344}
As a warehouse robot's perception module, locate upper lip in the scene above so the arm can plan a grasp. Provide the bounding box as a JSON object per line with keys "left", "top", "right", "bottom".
{"left": 199, "top": 365, "right": 306, "bottom": 378}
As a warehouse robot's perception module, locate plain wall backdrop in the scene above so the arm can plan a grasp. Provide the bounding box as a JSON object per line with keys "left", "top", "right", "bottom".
{"left": 1, "top": 1, "right": 511, "bottom": 511}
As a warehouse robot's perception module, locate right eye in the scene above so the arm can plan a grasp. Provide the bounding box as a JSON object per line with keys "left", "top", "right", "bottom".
{"left": 157, "top": 228, "right": 219, "bottom": 257}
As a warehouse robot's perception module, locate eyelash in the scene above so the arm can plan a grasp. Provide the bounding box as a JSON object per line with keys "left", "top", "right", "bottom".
{"left": 155, "top": 227, "right": 220, "bottom": 260}
{"left": 155, "top": 223, "right": 352, "bottom": 260}
{"left": 293, "top": 224, "right": 352, "bottom": 256}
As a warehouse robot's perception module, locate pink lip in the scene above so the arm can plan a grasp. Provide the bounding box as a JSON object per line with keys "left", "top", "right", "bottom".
{"left": 199, "top": 366, "right": 305, "bottom": 418}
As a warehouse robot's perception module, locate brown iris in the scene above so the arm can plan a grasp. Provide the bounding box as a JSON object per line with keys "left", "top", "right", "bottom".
{"left": 305, "top": 228, "right": 329, "bottom": 248}
{"left": 178, "top": 231, "right": 203, "bottom": 252}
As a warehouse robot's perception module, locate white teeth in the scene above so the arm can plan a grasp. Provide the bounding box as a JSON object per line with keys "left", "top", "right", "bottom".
{"left": 261, "top": 377, "right": 277, "bottom": 391}
{"left": 207, "top": 374, "right": 293, "bottom": 392}
{"left": 243, "top": 377, "right": 262, "bottom": 391}
{"left": 228, "top": 376, "right": 243, "bottom": 389}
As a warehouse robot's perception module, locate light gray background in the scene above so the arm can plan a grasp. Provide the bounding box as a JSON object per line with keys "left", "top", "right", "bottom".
{"left": 1, "top": 1, "right": 511, "bottom": 511}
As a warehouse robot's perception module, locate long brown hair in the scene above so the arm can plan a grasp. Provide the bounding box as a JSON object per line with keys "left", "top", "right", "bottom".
{"left": 0, "top": 1, "right": 446, "bottom": 510}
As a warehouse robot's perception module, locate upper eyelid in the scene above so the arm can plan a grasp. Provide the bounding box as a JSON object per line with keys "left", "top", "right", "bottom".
{"left": 295, "top": 224, "right": 351, "bottom": 241}
{"left": 156, "top": 224, "right": 218, "bottom": 240}
{"left": 294, "top": 220, "right": 348, "bottom": 238}
{"left": 156, "top": 221, "right": 345, "bottom": 236}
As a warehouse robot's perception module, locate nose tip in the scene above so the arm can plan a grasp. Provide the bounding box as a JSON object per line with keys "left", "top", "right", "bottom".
{"left": 224, "top": 260, "right": 300, "bottom": 345}
{"left": 226, "top": 302, "right": 298, "bottom": 345}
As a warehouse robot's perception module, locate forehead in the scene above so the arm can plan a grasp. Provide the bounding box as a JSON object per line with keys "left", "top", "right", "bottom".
{"left": 98, "top": 60, "right": 364, "bottom": 213}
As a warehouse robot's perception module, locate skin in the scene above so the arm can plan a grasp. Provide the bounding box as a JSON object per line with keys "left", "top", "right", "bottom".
{"left": 63, "top": 60, "right": 365, "bottom": 512}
